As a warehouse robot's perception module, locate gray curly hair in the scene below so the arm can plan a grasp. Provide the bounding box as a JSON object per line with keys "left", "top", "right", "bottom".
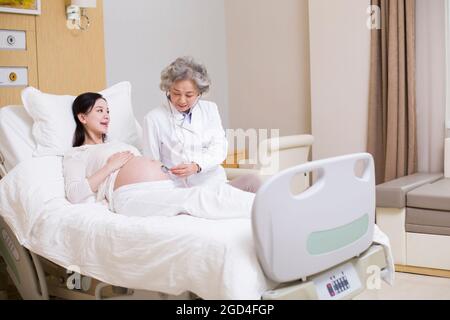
{"left": 160, "top": 56, "right": 211, "bottom": 94}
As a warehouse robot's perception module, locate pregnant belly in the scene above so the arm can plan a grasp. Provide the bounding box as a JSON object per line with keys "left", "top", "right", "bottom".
{"left": 114, "top": 156, "right": 170, "bottom": 191}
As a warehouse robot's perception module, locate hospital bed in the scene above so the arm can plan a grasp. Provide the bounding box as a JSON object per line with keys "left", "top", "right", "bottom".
{"left": 0, "top": 105, "right": 393, "bottom": 300}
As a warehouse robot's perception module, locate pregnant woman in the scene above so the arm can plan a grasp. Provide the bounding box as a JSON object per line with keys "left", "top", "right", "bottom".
{"left": 63, "top": 92, "right": 254, "bottom": 219}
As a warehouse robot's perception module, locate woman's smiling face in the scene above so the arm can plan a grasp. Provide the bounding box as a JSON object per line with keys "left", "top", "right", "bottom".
{"left": 78, "top": 98, "right": 110, "bottom": 136}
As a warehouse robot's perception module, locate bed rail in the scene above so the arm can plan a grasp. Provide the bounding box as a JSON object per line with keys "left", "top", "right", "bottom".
{"left": 0, "top": 216, "right": 48, "bottom": 299}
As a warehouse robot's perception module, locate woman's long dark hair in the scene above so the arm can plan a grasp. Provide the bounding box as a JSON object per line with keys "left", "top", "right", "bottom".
{"left": 72, "top": 92, "right": 107, "bottom": 147}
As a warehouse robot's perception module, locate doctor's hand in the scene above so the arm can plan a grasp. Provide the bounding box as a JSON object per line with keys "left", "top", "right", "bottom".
{"left": 170, "top": 163, "right": 200, "bottom": 178}
{"left": 106, "top": 151, "right": 135, "bottom": 173}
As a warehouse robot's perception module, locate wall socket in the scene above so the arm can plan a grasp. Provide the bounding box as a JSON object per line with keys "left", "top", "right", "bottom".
{"left": 0, "top": 67, "right": 28, "bottom": 87}
{"left": 0, "top": 30, "right": 26, "bottom": 50}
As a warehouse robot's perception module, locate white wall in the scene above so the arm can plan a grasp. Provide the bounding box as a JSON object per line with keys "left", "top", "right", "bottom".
{"left": 309, "top": 0, "right": 371, "bottom": 160}
{"left": 103, "top": 0, "right": 229, "bottom": 126}
{"left": 104, "top": 0, "right": 371, "bottom": 156}
{"left": 225, "top": 0, "right": 311, "bottom": 136}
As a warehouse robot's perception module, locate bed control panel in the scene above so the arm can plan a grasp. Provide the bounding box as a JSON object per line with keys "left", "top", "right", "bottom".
{"left": 313, "top": 262, "right": 362, "bottom": 299}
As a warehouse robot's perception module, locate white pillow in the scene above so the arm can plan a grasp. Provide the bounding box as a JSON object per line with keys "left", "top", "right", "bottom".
{"left": 21, "top": 82, "right": 140, "bottom": 156}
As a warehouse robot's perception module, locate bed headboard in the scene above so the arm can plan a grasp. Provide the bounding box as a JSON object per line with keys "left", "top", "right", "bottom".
{"left": 0, "top": 105, "right": 35, "bottom": 173}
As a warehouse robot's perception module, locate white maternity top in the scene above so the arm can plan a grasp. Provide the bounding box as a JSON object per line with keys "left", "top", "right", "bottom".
{"left": 63, "top": 141, "right": 141, "bottom": 206}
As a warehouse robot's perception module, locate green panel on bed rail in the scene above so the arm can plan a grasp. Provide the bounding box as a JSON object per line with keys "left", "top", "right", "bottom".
{"left": 0, "top": 233, "right": 21, "bottom": 285}
{"left": 306, "top": 214, "right": 369, "bottom": 255}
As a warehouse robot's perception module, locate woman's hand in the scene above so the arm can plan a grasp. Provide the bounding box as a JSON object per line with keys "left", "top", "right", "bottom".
{"left": 88, "top": 151, "right": 134, "bottom": 194}
{"left": 170, "top": 163, "right": 200, "bottom": 178}
{"left": 106, "top": 151, "right": 135, "bottom": 173}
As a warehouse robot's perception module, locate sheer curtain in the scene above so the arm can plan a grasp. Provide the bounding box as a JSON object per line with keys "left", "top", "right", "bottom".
{"left": 368, "top": 0, "right": 417, "bottom": 184}
{"left": 415, "top": 0, "right": 446, "bottom": 174}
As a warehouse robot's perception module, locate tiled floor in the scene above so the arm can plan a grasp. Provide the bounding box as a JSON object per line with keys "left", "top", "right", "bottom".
{"left": 355, "top": 272, "right": 450, "bottom": 300}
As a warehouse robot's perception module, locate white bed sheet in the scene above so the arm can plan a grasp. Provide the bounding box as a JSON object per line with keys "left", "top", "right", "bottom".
{"left": 0, "top": 157, "right": 272, "bottom": 300}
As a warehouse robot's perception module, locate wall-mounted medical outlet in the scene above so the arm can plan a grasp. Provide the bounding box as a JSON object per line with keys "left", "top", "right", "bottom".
{"left": 0, "top": 67, "right": 28, "bottom": 87}
{"left": 0, "top": 30, "right": 26, "bottom": 50}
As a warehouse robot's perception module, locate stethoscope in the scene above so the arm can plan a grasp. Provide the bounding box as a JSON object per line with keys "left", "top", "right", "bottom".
{"left": 166, "top": 93, "right": 201, "bottom": 163}
{"left": 163, "top": 94, "right": 202, "bottom": 187}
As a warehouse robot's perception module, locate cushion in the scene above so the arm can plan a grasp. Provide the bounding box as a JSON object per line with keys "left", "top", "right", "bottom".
{"left": 406, "top": 207, "right": 450, "bottom": 236}
{"left": 21, "top": 82, "right": 140, "bottom": 156}
{"left": 376, "top": 173, "right": 443, "bottom": 208}
{"left": 0, "top": 105, "right": 35, "bottom": 171}
{"left": 407, "top": 178, "right": 450, "bottom": 211}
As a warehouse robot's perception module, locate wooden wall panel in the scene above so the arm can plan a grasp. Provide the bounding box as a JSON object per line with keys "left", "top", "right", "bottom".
{"left": 0, "top": 13, "right": 35, "bottom": 30}
{"left": 0, "top": 13, "right": 38, "bottom": 106}
{"left": 35, "top": 0, "right": 106, "bottom": 95}
{"left": 0, "top": 0, "right": 106, "bottom": 106}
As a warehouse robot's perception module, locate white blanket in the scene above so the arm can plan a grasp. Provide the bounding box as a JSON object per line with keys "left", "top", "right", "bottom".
{"left": 0, "top": 157, "right": 271, "bottom": 299}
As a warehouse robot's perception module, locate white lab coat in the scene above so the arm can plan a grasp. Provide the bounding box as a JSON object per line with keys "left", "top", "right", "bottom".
{"left": 142, "top": 100, "right": 228, "bottom": 187}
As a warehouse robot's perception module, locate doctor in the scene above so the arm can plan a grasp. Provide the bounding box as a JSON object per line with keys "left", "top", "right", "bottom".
{"left": 143, "top": 56, "right": 262, "bottom": 191}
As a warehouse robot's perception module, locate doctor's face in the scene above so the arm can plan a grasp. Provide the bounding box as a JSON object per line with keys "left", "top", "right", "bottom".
{"left": 169, "top": 80, "right": 200, "bottom": 113}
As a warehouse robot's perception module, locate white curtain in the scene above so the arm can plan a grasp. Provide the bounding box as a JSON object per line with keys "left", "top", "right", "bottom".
{"left": 415, "top": 0, "right": 446, "bottom": 173}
